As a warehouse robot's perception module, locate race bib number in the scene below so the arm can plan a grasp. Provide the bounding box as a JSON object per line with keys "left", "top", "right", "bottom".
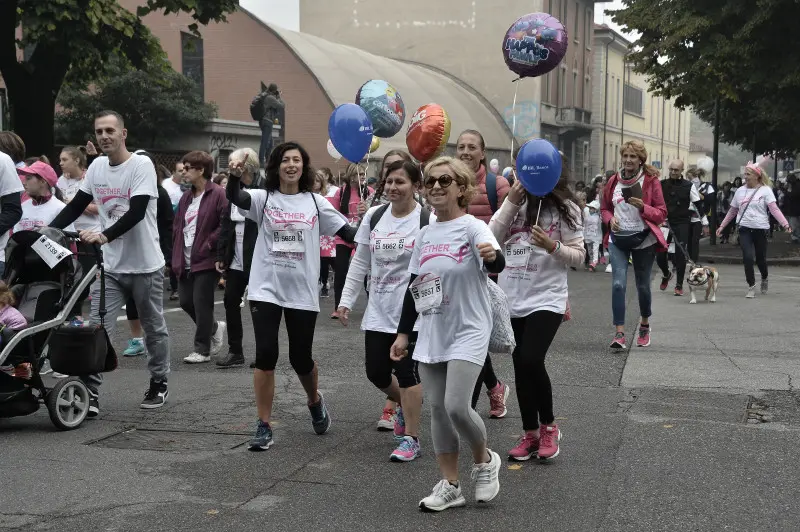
{"left": 272, "top": 229, "right": 305, "bottom": 253}
{"left": 374, "top": 237, "right": 405, "bottom": 261}
{"left": 31, "top": 235, "right": 73, "bottom": 269}
{"left": 409, "top": 275, "right": 442, "bottom": 313}
{"left": 505, "top": 242, "right": 531, "bottom": 267}
{"left": 235, "top": 223, "right": 244, "bottom": 244}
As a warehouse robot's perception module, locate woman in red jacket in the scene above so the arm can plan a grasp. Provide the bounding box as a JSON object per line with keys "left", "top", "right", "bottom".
{"left": 173, "top": 150, "right": 230, "bottom": 364}
{"left": 600, "top": 140, "right": 667, "bottom": 350}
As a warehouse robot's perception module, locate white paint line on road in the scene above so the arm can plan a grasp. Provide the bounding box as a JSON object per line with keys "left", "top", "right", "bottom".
{"left": 116, "top": 300, "right": 225, "bottom": 321}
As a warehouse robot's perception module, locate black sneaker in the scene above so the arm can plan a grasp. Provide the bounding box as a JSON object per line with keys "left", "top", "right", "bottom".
{"left": 140, "top": 379, "right": 169, "bottom": 409}
{"left": 169, "top": 290, "right": 178, "bottom": 301}
{"left": 309, "top": 391, "right": 331, "bottom": 435}
{"left": 88, "top": 389, "right": 100, "bottom": 418}
{"left": 320, "top": 286, "right": 329, "bottom": 298}
{"left": 761, "top": 278, "right": 768, "bottom": 294}
{"left": 248, "top": 420, "right": 274, "bottom": 451}
{"left": 216, "top": 351, "right": 245, "bottom": 368}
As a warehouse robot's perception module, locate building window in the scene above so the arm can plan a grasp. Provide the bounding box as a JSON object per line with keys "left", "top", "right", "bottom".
{"left": 181, "top": 32, "right": 205, "bottom": 100}
{"left": 560, "top": 66, "right": 568, "bottom": 107}
{"left": 563, "top": 1, "right": 568, "bottom": 28}
{"left": 584, "top": 77, "right": 591, "bottom": 109}
{"left": 623, "top": 84, "right": 643, "bottom": 116}
{"left": 616, "top": 79, "right": 621, "bottom": 126}
{"left": 573, "top": 71, "right": 578, "bottom": 107}
{"left": 585, "top": 8, "right": 592, "bottom": 45}
{"left": 574, "top": 2, "right": 580, "bottom": 41}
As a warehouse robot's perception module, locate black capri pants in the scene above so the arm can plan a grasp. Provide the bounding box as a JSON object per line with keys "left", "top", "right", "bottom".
{"left": 364, "top": 330, "right": 420, "bottom": 390}
{"left": 251, "top": 301, "right": 318, "bottom": 374}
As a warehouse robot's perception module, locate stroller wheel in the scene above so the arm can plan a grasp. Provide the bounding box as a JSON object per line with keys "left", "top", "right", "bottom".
{"left": 46, "top": 377, "right": 90, "bottom": 430}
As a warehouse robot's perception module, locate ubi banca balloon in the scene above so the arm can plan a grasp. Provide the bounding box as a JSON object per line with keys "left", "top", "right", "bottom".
{"left": 516, "top": 138, "right": 562, "bottom": 196}
{"left": 355, "top": 80, "right": 406, "bottom": 138}
{"left": 328, "top": 104, "right": 374, "bottom": 163}
{"left": 503, "top": 13, "right": 568, "bottom": 78}
{"left": 406, "top": 104, "right": 451, "bottom": 163}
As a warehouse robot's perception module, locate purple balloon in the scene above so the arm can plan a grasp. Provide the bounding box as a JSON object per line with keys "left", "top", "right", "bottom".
{"left": 502, "top": 13, "right": 568, "bottom": 78}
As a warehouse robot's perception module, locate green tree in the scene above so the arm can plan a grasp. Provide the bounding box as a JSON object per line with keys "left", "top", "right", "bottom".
{"left": 0, "top": 0, "right": 237, "bottom": 157}
{"left": 55, "top": 60, "right": 218, "bottom": 149}
{"left": 610, "top": 0, "right": 800, "bottom": 155}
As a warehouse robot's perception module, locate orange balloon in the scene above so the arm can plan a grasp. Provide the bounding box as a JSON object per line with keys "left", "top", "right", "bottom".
{"left": 406, "top": 104, "right": 451, "bottom": 162}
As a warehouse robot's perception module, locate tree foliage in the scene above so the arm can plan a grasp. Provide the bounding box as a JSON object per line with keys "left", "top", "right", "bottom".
{"left": 0, "top": 0, "right": 238, "bottom": 156}
{"left": 55, "top": 59, "right": 218, "bottom": 149}
{"left": 610, "top": 0, "right": 800, "bottom": 156}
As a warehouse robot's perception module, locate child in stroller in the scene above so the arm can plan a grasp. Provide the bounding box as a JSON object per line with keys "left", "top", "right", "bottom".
{"left": 0, "top": 227, "right": 110, "bottom": 430}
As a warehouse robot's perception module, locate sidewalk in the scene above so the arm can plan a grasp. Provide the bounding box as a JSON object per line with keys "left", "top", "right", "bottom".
{"left": 700, "top": 231, "right": 800, "bottom": 265}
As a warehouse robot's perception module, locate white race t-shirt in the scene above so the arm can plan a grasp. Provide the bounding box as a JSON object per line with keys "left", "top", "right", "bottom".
{"left": 348, "top": 204, "right": 434, "bottom": 333}
{"left": 162, "top": 178, "right": 184, "bottom": 206}
{"left": 14, "top": 198, "right": 75, "bottom": 234}
{"left": 57, "top": 175, "right": 101, "bottom": 231}
{"left": 495, "top": 202, "right": 582, "bottom": 317}
{"left": 230, "top": 204, "right": 246, "bottom": 272}
{"left": 0, "top": 152, "right": 26, "bottom": 253}
{"left": 183, "top": 195, "right": 202, "bottom": 267}
{"left": 611, "top": 177, "right": 656, "bottom": 249}
{"left": 583, "top": 207, "right": 602, "bottom": 243}
{"left": 731, "top": 186, "right": 776, "bottom": 230}
{"left": 246, "top": 190, "right": 347, "bottom": 311}
{"left": 325, "top": 186, "right": 339, "bottom": 198}
{"left": 408, "top": 215, "right": 500, "bottom": 365}
{"left": 80, "top": 154, "right": 164, "bottom": 274}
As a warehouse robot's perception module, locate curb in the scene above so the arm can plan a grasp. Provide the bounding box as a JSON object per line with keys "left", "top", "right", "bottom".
{"left": 700, "top": 255, "right": 800, "bottom": 266}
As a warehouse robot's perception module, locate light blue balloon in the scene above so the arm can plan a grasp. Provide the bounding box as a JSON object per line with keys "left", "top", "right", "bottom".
{"left": 328, "top": 104, "right": 374, "bottom": 163}
{"left": 355, "top": 80, "right": 405, "bottom": 138}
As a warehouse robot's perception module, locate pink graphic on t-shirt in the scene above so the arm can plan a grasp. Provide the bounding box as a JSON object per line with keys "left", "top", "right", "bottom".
{"left": 419, "top": 241, "right": 471, "bottom": 266}
{"left": 265, "top": 207, "right": 318, "bottom": 229}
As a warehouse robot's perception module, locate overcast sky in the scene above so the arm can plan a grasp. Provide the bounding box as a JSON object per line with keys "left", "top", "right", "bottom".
{"left": 240, "top": 0, "right": 300, "bottom": 30}
{"left": 594, "top": 1, "right": 630, "bottom": 36}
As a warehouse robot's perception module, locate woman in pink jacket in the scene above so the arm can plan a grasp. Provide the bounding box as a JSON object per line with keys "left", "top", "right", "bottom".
{"left": 600, "top": 140, "right": 667, "bottom": 350}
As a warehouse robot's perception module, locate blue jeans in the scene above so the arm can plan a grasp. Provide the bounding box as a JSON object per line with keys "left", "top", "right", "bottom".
{"left": 609, "top": 241, "right": 655, "bottom": 327}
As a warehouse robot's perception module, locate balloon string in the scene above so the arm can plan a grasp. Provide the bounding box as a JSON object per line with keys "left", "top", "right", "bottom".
{"left": 534, "top": 198, "right": 543, "bottom": 227}
{"left": 510, "top": 80, "right": 520, "bottom": 160}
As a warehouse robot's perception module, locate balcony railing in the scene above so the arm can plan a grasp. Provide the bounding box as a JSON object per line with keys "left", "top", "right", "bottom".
{"left": 557, "top": 107, "right": 593, "bottom": 128}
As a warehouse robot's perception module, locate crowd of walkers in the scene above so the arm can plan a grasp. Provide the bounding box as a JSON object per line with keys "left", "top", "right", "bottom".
{"left": 0, "top": 109, "right": 792, "bottom": 512}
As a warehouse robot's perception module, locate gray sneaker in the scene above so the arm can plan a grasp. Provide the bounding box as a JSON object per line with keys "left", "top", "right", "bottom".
{"left": 761, "top": 278, "right": 768, "bottom": 294}
{"left": 309, "top": 391, "right": 331, "bottom": 435}
{"left": 248, "top": 420, "right": 274, "bottom": 451}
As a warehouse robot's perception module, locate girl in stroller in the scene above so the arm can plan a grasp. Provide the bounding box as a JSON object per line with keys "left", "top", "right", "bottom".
{"left": 0, "top": 281, "right": 26, "bottom": 330}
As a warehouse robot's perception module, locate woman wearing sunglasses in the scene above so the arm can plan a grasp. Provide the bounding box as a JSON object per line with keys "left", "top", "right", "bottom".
{"left": 391, "top": 156, "right": 504, "bottom": 512}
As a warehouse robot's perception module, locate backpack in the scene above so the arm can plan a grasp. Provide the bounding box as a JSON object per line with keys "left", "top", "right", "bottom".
{"left": 486, "top": 172, "right": 498, "bottom": 213}
{"left": 369, "top": 203, "right": 431, "bottom": 231}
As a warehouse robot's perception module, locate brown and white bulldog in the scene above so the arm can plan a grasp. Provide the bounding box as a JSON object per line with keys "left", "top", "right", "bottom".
{"left": 687, "top": 265, "right": 719, "bottom": 304}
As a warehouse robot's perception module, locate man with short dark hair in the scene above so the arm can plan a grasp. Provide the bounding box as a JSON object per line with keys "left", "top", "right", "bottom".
{"left": 50, "top": 110, "right": 171, "bottom": 414}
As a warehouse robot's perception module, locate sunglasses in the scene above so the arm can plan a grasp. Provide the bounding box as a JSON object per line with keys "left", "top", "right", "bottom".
{"left": 424, "top": 174, "right": 455, "bottom": 189}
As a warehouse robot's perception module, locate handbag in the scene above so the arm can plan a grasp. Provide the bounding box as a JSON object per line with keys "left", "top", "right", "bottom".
{"left": 487, "top": 279, "right": 516, "bottom": 354}
{"left": 610, "top": 229, "right": 650, "bottom": 251}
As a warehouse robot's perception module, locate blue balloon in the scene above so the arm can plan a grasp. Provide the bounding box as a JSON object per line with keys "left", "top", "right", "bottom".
{"left": 328, "top": 104, "right": 374, "bottom": 163}
{"left": 516, "top": 139, "right": 562, "bottom": 196}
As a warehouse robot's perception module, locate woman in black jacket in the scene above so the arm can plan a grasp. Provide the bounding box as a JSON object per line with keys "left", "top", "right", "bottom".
{"left": 215, "top": 148, "right": 263, "bottom": 368}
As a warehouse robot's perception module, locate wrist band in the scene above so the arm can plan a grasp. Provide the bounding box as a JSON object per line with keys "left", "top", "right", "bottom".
{"left": 549, "top": 241, "right": 561, "bottom": 254}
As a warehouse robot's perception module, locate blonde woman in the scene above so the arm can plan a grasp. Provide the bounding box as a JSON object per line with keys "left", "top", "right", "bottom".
{"left": 391, "top": 156, "right": 504, "bottom": 511}
{"left": 717, "top": 164, "right": 791, "bottom": 297}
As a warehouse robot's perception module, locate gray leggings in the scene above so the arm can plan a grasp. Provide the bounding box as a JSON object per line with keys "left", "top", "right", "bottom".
{"left": 419, "top": 360, "right": 487, "bottom": 454}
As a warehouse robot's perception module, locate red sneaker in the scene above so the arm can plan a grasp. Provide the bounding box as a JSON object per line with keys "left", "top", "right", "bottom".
{"left": 674, "top": 286, "right": 684, "bottom": 296}
{"left": 377, "top": 407, "right": 395, "bottom": 431}
{"left": 538, "top": 424, "right": 561, "bottom": 460}
{"left": 610, "top": 332, "right": 626, "bottom": 349}
{"left": 508, "top": 432, "right": 539, "bottom": 461}
{"left": 660, "top": 271, "right": 673, "bottom": 291}
{"left": 487, "top": 381, "right": 509, "bottom": 418}
{"left": 636, "top": 325, "right": 651, "bottom": 347}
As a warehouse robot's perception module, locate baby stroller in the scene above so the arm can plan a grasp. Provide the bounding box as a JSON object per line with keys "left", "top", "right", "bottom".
{"left": 0, "top": 228, "right": 115, "bottom": 430}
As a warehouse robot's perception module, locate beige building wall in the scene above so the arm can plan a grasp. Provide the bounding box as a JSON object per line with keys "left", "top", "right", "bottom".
{"left": 591, "top": 26, "right": 691, "bottom": 177}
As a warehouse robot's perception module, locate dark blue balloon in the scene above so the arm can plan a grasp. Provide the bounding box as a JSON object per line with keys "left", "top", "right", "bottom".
{"left": 516, "top": 139, "right": 562, "bottom": 196}
{"left": 328, "top": 104, "right": 374, "bottom": 163}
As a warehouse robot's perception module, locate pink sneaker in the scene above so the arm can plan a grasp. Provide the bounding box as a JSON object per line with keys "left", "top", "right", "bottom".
{"left": 599, "top": 256, "right": 607, "bottom": 265}
{"left": 636, "top": 325, "right": 651, "bottom": 347}
{"left": 487, "top": 382, "right": 509, "bottom": 418}
{"left": 389, "top": 436, "right": 421, "bottom": 462}
{"left": 377, "top": 407, "right": 395, "bottom": 431}
{"left": 508, "top": 432, "right": 539, "bottom": 461}
{"left": 538, "top": 424, "right": 561, "bottom": 460}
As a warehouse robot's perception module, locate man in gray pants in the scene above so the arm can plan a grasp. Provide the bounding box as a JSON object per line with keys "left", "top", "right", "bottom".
{"left": 51, "top": 110, "right": 170, "bottom": 415}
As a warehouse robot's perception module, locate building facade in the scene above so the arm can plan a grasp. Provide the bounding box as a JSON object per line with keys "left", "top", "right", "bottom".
{"left": 591, "top": 25, "right": 691, "bottom": 179}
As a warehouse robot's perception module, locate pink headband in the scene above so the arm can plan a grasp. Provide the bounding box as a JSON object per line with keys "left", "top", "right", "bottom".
{"left": 746, "top": 163, "right": 763, "bottom": 177}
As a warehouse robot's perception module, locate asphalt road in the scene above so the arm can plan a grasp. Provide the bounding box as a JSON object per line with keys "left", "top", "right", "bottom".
{"left": 2, "top": 263, "right": 799, "bottom": 531}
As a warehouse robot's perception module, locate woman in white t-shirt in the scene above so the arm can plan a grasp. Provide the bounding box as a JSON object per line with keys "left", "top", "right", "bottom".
{"left": 391, "top": 156, "right": 504, "bottom": 512}
{"left": 312, "top": 170, "right": 336, "bottom": 298}
{"left": 227, "top": 141, "right": 353, "bottom": 452}
{"left": 337, "top": 159, "right": 431, "bottom": 462}
{"left": 57, "top": 147, "right": 101, "bottom": 232}
{"left": 489, "top": 169, "right": 585, "bottom": 463}
{"left": 14, "top": 161, "right": 75, "bottom": 234}
{"left": 717, "top": 163, "right": 791, "bottom": 298}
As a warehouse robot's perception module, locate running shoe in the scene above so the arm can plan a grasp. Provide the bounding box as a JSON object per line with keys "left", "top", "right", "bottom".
{"left": 471, "top": 449, "right": 501, "bottom": 503}
{"left": 761, "top": 278, "right": 768, "bottom": 294}
{"left": 140, "top": 379, "right": 168, "bottom": 409}
{"left": 674, "top": 286, "right": 684, "bottom": 296}
{"left": 390, "top": 436, "right": 421, "bottom": 462}
{"left": 588, "top": 262, "right": 596, "bottom": 272}
{"left": 248, "top": 420, "right": 273, "bottom": 451}
{"left": 210, "top": 321, "right": 226, "bottom": 356}
{"left": 123, "top": 338, "right": 145, "bottom": 357}
{"left": 183, "top": 352, "right": 211, "bottom": 364}
{"left": 309, "top": 391, "right": 331, "bottom": 435}
{"left": 660, "top": 271, "right": 673, "bottom": 291}
{"left": 393, "top": 406, "right": 406, "bottom": 440}
{"left": 39, "top": 359, "right": 53, "bottom": 375}
{"left": 610, "top": 332, "right": 626, "bottom": 349}
{"left": 419, "top": 480, "right": 466, "bottom": 512}
{"left": 377, "top": 407, "right": 396, "bottom": 431}
{"left": 87, "top": 389, "right": 100, "bottom": 418}
{"left": 636, "top": 325, "right": 651, "bottom": 347}
{"left": 746, "top": 285, "right": 756, "bottom": 299}
{"left": 320, "top": 286, "right": 330, "bottom": 298}
{"left": 538, "top": 424, "right": 562, "bottom": 460}
{"left": 487, "top": 382, "right": 509, "bottom": 419}
{"left": 508, "top": 432, "right": 539, "bottom": 461}
{"left": 216, "top": 351, "right": 244, "bottom": 368}
{"left": 605, "top": 263, "right": 613, "bottom": 273}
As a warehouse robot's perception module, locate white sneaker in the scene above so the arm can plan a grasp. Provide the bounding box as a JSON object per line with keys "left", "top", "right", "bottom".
{"left": 39, "top": 359, "right": 53, "bottom": 375}
{"left": 605, "top": 263, "right": 613, "bottom": 273}
{"left": 183, "top": 352, "right": 211, "bottom": 364}
{"left": 418, "top": 479, "right": 466, "bottom": 512}
{"left": 746, "top": 285, "right": 756, "bottom": 299}
{"left": 51, "top": 371, "right": 69, "bottom": 379}
{"left": 240, "top": 286, "right": 248, "bottom": 308}
{"left": 210, "top": 321, "right": 226, "bottom": 356}
{"left": 471, "top": 449, "right": 501, "bottom": 503}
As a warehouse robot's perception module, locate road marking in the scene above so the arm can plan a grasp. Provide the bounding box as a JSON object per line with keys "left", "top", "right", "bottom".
{"left": 116, "top": 300, "right": 225, "bottom": 321}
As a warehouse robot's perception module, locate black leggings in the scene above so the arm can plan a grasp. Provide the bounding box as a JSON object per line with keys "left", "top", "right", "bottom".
{"left": 471, "top": 354, "right": 499, "bottom": 409}
{"left": 738, "top": 226, "right": 768, "bottom": 286}
{"left": 320, "top": 257, "right": 334, "bottom": 287}
{"left": 333, "top": 244, "right": 352, "bottom": 308}
{"left": 364, "top": 330, "right": 420, "bottom": 390}
{"left": 223, "top": 268, "right": 248, "bottom": 355}
{"left": 251, "top": 301, "right": 318, "bottom": 374}
{"left": 511, "top": 310, "right": 563, "bottom": 430}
